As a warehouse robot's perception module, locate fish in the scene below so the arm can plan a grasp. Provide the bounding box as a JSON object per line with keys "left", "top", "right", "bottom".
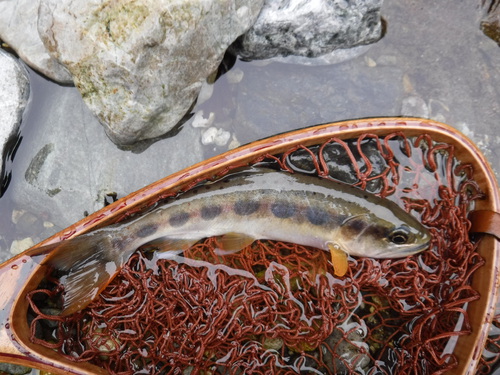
{"left": 39, "top": 169, "right": 431, "bottom": 316}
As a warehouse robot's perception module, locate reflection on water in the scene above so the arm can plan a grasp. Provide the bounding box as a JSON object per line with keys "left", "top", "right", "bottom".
{"left": 1, "top": 0, "right": 498, "bottom": 262}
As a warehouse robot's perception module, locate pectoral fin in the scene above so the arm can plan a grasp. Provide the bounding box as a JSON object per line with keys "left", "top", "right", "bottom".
{"left": 327, "top": 243, "right": 348, "bottom": 277}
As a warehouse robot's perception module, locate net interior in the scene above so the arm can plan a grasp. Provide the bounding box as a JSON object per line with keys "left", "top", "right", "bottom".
{"left": 26, "top": 132, "right": 489, "bottom": 375}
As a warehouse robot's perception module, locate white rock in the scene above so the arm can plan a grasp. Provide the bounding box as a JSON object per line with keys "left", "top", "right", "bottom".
{"left": 192, "top": 111, "right": 215, "bottom": 128}
{"left": 10, "top": 237, "right": 35, "bottom": 255}
{"left": 227, "top": 135, "right": 241, "bottom": 150}
{"left": 0, "top": 50, "right": 30, "bottom": 194}
{"left": 37, "top": 0, "right": 264, "bottom": 145}
{"left": 11, "top": 209, "right": 25, "bottom": 225}
{"left": 0, "top": 0, "right": 72, "bottom": 83}
{"left": 43, "top": 221, "right": 55, "bottom": 229}
{"left": 201, "top": 127, "right": 231, "bottom": 147}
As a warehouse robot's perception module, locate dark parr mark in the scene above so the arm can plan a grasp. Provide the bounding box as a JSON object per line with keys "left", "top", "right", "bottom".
{"left": 169, "top": 211, "right": 190, "bottom": 227}
{"left": 306, "top": 207, "right": 330, "bottom": 226}
{"left": 271, "top": 201, "right": 296, "bottom": 219}
{"left": 135, "top": 223, "right": 159, "bottom": 238}
{"left": 234, "top": 200, "right": 260, "bottom": 216}
{"left": 340, "top": 218, "right": 367, "bottom": 237}
{"left": 201, "top": 205, "right": 222, "bottom": 220}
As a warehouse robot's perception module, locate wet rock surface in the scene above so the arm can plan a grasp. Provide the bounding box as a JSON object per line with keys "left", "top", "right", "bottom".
{"left": 37, "top": 0, "right": 264, "bottom": 145}
{"left": 0, "top": 50, "right": 30, "bottom": 197}
{"left": 481, "top": 0, "right": 500, "bottom": 45}
{"left": 231, "top": 0, "right": 383, "bottom": 61}
{"left": 0, "top": 0, "right": 72, "bottom": 83}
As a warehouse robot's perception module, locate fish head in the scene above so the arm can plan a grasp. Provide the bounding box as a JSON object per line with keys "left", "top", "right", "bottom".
{"left": 337, "top": 208, "right": 431, "bottom": 259}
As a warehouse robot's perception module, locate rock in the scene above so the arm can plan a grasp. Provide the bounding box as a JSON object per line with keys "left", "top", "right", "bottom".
{"left": 321, "top": 325, "right": 371, "bottom": 373}
{"left": 191, "top": 110, "right": 215, "bottom": 128}
{"left": 230, "top": 0, "right": 384, "bottom": 62}
{"left": 201, "top": 127, "right": 231, "bottom": 147}
{"left": 13, "top": 210, "right": 45, "bottom": 236}
{"left": 37, "top": 0, "right": 264, "bottom": 145}
{"left": 0, "top": 49, "right": 30, "bottom": 196}
{"left": 285, "top": 139, "right": 387, "bottom": 192}
{"left": 0, "top": 362, "right": 32, "bottom": 375}
{"left": 10, "top": 237, "right": 35, "bottom": 255}
{"left": 0, "top": 0, "right": 72, "bottom": 83}
{"left": 481, "top": 0, "right": 500, "bottom": 45}
{"left": 9, "top": 70, "right": 206, "bottom": 238}
{"left": 401, "top": 96, "right": 430, "bottom": 118}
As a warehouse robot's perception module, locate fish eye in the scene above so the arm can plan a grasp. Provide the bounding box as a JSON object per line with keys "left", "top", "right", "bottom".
{"left": 388, "top": 228, "right": 410, "bottom": 245}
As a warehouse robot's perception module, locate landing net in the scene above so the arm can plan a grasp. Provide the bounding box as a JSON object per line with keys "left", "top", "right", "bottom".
{"left": 27, "top": 132, "right": 487, "bottom": 374}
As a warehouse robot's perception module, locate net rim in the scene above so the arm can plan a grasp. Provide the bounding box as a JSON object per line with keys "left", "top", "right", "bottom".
{"left": 3, "top": 117, "right": 499, "bottom": 375}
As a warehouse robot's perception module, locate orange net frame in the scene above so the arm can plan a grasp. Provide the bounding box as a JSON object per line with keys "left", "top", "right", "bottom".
{"left": 27, "top": 132, "right": 489, "bottom": 374}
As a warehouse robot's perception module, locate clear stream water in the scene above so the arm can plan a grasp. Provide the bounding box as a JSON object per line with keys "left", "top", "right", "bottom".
{"left": 0, "top": 0, "right": 499, "bottom": 373}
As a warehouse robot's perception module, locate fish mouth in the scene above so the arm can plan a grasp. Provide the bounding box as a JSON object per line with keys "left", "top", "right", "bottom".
{"left": 398, "top": 241, "right": 431, "bottom": 256}
{"left": 376, "top": 241, "right": 431, "bottom": 258}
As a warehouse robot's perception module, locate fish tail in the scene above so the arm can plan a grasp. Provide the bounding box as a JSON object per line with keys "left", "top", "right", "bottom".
{"left": 40, "top": 230, "right": 135, "bottom": 316}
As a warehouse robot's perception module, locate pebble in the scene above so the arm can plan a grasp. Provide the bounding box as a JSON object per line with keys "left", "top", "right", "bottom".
{"left": 401, "top": 96, "right": 430, "bottom": 118}
{"left": 10, "top": 237, "right": 35, "bottom": 255}
{"left": 201, "top": 127, "right": 231, "bottom": 147}
{"left": 192, "top": 111, "right": 216, "bottom": 129}
{"left": 197, "top": 82, "right": 215, "bottom": 105}
{"left": 225, "top": 67, "right": 245, "bottom": 84}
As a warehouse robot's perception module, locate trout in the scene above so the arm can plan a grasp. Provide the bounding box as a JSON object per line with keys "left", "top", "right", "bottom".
{"left": 41, "top": 169, "right": 431, "bottom": 315}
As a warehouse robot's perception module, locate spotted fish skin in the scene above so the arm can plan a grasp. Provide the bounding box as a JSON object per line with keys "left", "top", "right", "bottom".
{"left": 43, "top": 169, "right": 431, "bottom": 315}
{"left": 122, "top": 170, "right": 429, "bottom": 257}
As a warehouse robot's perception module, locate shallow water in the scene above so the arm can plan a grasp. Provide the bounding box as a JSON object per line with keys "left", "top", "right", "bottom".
{"left": 0, "top": 0, "right": 499, "bottom": 373}
{"left": 0, "top": 0, "right": 498, "bottom": 261}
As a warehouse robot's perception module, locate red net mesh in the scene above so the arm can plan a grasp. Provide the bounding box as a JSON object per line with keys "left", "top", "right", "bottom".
{"left": 27, "top": 132, "right": 488, "bottom": 374}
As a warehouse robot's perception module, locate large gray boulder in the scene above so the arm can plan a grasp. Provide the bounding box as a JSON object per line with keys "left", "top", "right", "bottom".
{"left": 0, "top": 49, "right": 30, "bottom": 196}
{"left": 231, "top": 0, "right": 384, "bottom": 62}
{"left": 37, "top": 0, "right": 264, "bottom": 145}
{"left": 0, "top": 0, "right": 72, "bottom": 83}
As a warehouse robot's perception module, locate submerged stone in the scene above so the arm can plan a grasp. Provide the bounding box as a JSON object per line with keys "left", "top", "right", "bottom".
{"left": 481, "top": 1, "right": 500, "bottom": 45}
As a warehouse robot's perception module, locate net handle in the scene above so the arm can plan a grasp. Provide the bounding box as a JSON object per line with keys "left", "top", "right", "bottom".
{"left": 469, "top": 210, "right": 500, "bottom": 241}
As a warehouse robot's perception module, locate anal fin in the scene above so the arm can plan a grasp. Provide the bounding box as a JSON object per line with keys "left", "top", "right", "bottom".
{"left": 216, "top": 232, "right": 255, "bottom": 252}
{"left": 327, "top": 243, "right": 349, "bottom": 277}
{"left": 140, "top": 237, "right": 198, "bottom": 253}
